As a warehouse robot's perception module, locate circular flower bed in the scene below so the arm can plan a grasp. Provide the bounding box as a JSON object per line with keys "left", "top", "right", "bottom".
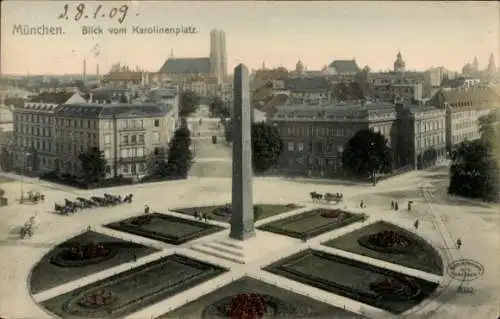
{"left": 370, "top": 277, "right": 421, "bottom": 300}
{"left": 319, "top": 209, "right": 344, "bottom": 219}
{"left": 358, "top": 230, "right": 414, "bottom": 254}
{"left": 203, "top": 293, "right": 286, "bottom": 319}
{"left": 51, "top": 242, "right": 117, "bottom": 267}
{"left": 78, "top": 289, "right": 117, "bottom": 309}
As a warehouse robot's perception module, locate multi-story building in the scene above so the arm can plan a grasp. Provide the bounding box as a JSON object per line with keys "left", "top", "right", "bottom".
{"left": 284, "top": 77, "right": 332, "bottom": 104}
{"left": 11, "top": 88, "right": 180, "bottom": 179}
{"left": 395, "top": 104, "right": 447, "bottom": 169}
{"left": 11, "top": 103, "right": 59, "bottom": 172}
{"left": 371, "top": 75, "right": 424, "bottom": 102}
{"left": 431, "top": 86, "right": 499, "bottom": 151}
{"left": 52, "top": 102, "right": 178, "bottom": 179}
{"left": 268, "top": 101, "right": 397, "bottom": 177}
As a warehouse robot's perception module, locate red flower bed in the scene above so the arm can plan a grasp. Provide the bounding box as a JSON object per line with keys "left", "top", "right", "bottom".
{"left": 67, "top": 242, "right": 109, "bottom": 260}
{"left": 79, "top": 289, "right": 117, "bottom": 308}
{"left": 226, "top": 293, "right": 268, "bottom": 319}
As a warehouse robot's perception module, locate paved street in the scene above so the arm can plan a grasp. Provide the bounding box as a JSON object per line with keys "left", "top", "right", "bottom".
{"left": 0, "top": 166, "right": 498, "bottom": 319}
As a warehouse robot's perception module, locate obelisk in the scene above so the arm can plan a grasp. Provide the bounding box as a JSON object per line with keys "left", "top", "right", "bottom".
{"left": 229, "top": 64, "right": 255, "bottom": 240}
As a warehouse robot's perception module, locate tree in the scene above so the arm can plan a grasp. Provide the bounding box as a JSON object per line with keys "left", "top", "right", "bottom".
{"left": 448, "top": 115, "right": 499, "bottom": 202}
{"left": 251, "top": 122, "right": 284, "bottom": 173}
{"left": 341, "top": 129, "right": 392, "bottom": 184}
{"left": 164, "top": 127, "right": 193, "bottom": 178}
{"left": 0, "top": 147, "right": 13, "bottom": 171}
{"left": 78, "top": 147, "right": 106, "bottom": 182}
{"left": 210, "top": 96, "right": 230, "bottom": 118}
{"left": 179, "top": 90, "right": 200, "bottom": 117}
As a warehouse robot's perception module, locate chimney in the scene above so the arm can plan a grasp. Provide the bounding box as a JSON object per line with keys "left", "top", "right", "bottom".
{"left": 83, "top": 58, "right": 87, "bottom": 83}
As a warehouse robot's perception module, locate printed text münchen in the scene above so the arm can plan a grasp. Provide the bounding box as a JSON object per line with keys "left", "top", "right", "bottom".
{"left": 12, "top": 24, "right": 64, "bottom": 36}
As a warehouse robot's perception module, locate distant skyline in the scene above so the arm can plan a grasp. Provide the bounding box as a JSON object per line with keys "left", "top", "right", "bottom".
{"left": 1, "top": 1, "right": 499, "bottom": 75}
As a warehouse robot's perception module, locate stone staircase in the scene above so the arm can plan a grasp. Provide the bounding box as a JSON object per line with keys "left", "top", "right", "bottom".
{"left": 190, "top": 239, "right": 247, "bottom": 264}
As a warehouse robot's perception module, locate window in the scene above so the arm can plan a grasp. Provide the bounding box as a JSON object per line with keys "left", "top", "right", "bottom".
{"left": 104, "top": 149, "right": 111, "bottom": 158}
{"left": 103, "top": 120, "right": 110, "bottom": 130}
{"left": 139, "top": 134, "right": 145, "bottom": 143}
{"left": 152, "top": 132, "right": 160, "bottom": 142}
{"left": 298, "top": 143, "right": 304, "bottom": 152}
{"left": 131, "top": 135, "right": 137, "bottom": 143}
{"left": 287, "top": 142, "right": 294, "bottom": 151}
{"left": 137, "top": 147, "right": 144, "bottom": 157}
{"left": 121, "top": 164, "right": 129, "bottom": 173}
{"left": 154, "top": 119, "right": 160, "bottom": 127}
{"left": 120, "top": 149, "right": 128, "bottom": 158}
{"left": 104, "top": 134, "right": 111, "bottom": 144}
{"left": 122, "top": 135, "right": 129, "bottom": 144}
{"left": 154, "top": 147, "right": 161, "bottom": 155}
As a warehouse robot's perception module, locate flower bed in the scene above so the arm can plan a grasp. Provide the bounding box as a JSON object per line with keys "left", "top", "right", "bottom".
{"left": 358, "top": 230, "right": 414, "bottom": 254}
{"left": 51, "top": 242, "right": 117, "bottom": 267}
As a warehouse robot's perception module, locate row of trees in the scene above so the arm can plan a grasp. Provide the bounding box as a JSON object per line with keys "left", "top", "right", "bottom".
{"left": 448, "top": 112, "right": 499, "bottom": 202}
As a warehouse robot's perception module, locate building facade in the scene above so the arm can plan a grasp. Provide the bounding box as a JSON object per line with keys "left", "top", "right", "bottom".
{"left": 431, "top": 86, "right": 499, "bottom": 151}
{"left": 52, "top": 103, "right": 177, "bottom": 179}
{"left": 11, "top": 103, "right": 59, "bottom": 172}
{"left": 268, "top": 101, "right": 397, "bottom": 177}
{"left": 11, "top": 98, "right": 179, "bottom": 179}
{"left": 395, "top": 105, "right": 447, "bottom": 169}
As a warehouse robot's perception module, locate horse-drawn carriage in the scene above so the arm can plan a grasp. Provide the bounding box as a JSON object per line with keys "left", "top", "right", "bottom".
{"left": 20, "top": 215, "right": 39, "bottom": 239}
{"left": 54, "top": 193, "right": 133, "bottom": 215}
{"left": 310, "top": 191, "right": 344, "bottom": 204}
{"left": 23, "top": 190, "right": 45, "bottom": 204}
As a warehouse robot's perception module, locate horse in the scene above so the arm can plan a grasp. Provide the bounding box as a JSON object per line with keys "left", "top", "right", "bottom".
{"left": 310, "top": 191, "right": 323, "bottom": 202}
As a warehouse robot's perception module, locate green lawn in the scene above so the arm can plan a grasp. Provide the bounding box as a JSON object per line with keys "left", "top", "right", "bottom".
{"left": 171, "top": 204, "right": 303, "bottom": 223}
{"left": 321, "top": 221, "right": 444, "bottom": 275}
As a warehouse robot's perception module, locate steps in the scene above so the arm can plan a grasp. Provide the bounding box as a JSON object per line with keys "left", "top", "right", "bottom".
{"left": 191, "top": 240, "right": 247, "bottom": 264}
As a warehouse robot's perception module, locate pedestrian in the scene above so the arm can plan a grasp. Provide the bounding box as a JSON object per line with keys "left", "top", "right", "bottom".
{"left": 408, "top": 201, "right": 412, "bottom": 211}
{"left": 414, "top": 219, "right": 419, "bottom": 230}
{"left": 144, "top": 205, "right": 150, "bottom": 214}
{"left": 87, "top": 225, "right": 91, "bottom": 232}
{"left": 360, "top": 200, "right": 364, "bottom": 208}
{"left": 395, "top": 200, "right": 399, "bottom": 211}
{"left": 456, "top": 238, "right": 462, "bottom": 249}
{"left": 391, "top": 200, "right": 395, "bottom": 210}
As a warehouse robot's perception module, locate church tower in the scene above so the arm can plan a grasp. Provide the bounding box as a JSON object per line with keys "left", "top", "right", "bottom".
{"left": 487, "top": 53, "right": 496, "bottom": 73}
{"left": 393, "top": 51, "right": 406, "bottom": 73}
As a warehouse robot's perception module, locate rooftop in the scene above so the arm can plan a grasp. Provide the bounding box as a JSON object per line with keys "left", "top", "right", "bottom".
{"left": 271, "top": 101, "right": 397, "bottom": 121}
{"left": 284, "top": 77, "right": 330, "bottom": 92}
{"left": 159, "top": 57, "right": 211, "bottom": 75}
{"left": 328, "top": 60, "right": 360, "bottom": 74}
{"left": 54, "top": 102, "right": 171, "bottom": 119}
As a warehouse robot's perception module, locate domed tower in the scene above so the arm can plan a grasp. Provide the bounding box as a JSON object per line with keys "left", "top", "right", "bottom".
{"left": 472, "top": 56, "right": 479, "bottom": 71}
{"left": 295, "top": 59, "right": 305, "bottom": 74}
{"left": 393, "top": 51, "right": 406, "bottom": 73}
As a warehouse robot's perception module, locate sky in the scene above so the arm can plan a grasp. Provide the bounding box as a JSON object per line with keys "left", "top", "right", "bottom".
{"left": 1, "top": 1, "right": 499, "bottom": 75}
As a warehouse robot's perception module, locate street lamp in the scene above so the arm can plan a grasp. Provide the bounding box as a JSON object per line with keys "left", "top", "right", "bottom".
{"left": 369, "top": 141, "right": 376, "bottom": 186}
{"left": 20, "top": 150, "right": 31, "bottom": 203}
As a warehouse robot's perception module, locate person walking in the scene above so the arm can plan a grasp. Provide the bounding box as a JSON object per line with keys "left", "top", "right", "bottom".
{"left": 414, "top": 219, "right": 419, "bottom": 230}
{"left": 456, "top": 238, "right": 462, "bottom": 249}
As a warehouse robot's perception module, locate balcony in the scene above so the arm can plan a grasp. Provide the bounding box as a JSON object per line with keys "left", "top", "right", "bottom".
{"left": 120, "top": 140, "right": 145, "bottom": 147}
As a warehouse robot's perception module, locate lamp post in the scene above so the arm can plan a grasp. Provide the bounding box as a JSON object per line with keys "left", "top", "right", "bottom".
{"left": 369, "top": 141, "right": 376, "bottom": 186}
{"left": 20, "top": 151, "right": 31, "bottom": 203}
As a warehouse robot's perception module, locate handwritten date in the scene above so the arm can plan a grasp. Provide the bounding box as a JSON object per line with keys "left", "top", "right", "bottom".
{"left": 57, "top": 3, "right": 137, "bottom": 24}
